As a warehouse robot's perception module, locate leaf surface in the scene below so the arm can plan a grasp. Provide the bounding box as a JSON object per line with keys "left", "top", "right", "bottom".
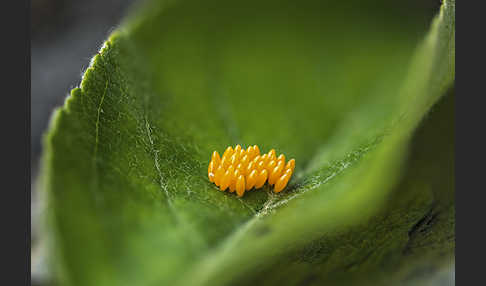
{"left": 42, "top": 0, "right": 455, "bottom": 285}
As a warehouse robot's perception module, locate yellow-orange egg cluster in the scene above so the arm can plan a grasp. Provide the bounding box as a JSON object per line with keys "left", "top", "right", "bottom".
{"left": 208, "top": 145, "right": 295, "bottom": 197}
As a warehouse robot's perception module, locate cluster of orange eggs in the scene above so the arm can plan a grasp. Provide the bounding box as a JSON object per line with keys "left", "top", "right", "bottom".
{"left": 208, "top": 145, "right": 295, "bottom": 197}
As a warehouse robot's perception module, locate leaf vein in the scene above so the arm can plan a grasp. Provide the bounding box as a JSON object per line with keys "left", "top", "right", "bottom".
{"left": 93, "top": 79, "right": 109, "bottom": 161}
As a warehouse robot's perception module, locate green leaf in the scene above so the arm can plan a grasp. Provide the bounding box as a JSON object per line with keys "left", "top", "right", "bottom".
{"left": 233, "top": 90, "right": 455, "bottom": 286}
{"left": 41, "top": 0, "right": 454, "bottom": 285}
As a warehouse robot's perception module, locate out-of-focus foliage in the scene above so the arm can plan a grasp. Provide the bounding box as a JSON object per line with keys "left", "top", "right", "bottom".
{"left": 42, "top": 0, "right": 454, "bottom": 285}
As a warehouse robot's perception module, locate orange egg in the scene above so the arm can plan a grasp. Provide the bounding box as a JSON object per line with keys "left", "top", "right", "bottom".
{"left": 208, "top": 145, "right": 294, "bottom": 196}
